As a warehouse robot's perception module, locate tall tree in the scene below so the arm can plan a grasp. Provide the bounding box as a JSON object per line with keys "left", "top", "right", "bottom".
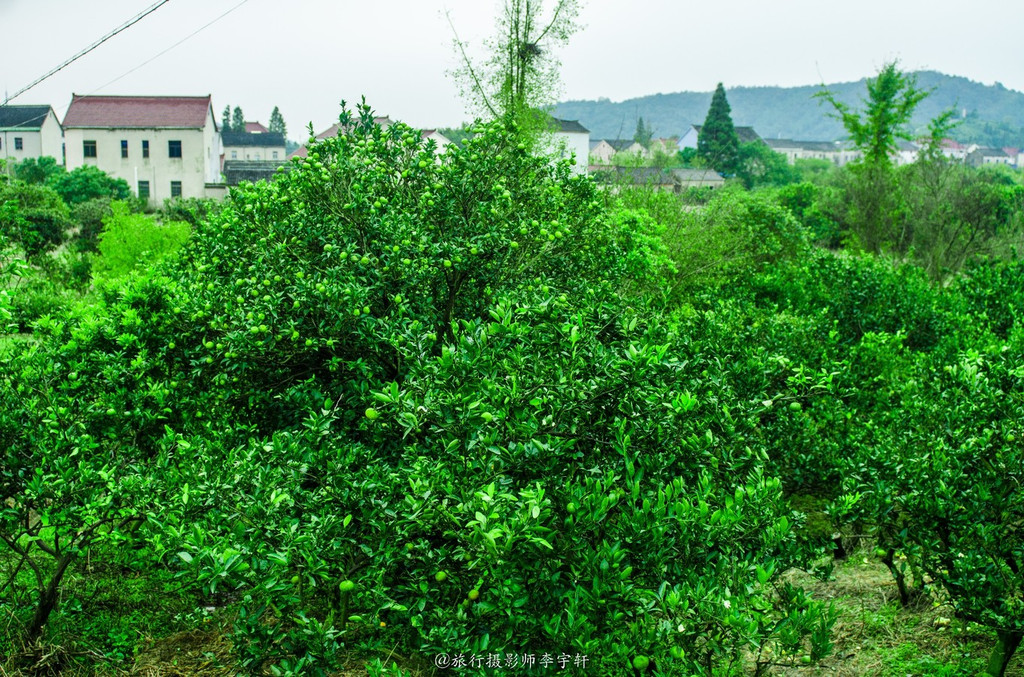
{"left": 268, "top": 106, "right": 287, "bottom": 137}
{"left": 816, "top": 62, "right": 935, "bottom": 253}
{"left": 633, "top": 116, "right": 652, "bottom": 148}
{"left": 449, "top": 0, "right": 580, "bottom": 136}
{"left": 232, "top": 106, "right": 245, "bottom": 134}
{"left": 697, "top": 83, "right": 741, "bottom": 176}
{"left": 221, "top": 105, "right": 232, "bottom": 133}
{"left": 816, "top": 61, "right": 929, "bottom": 168}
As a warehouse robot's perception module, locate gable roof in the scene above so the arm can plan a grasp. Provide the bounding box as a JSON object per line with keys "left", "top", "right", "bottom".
{"left": 973, "top": 146, "right": 1009, "bottom": 158}
{"left": 222, "top": 131, "right": 285, "bottom": 147}
{"left": 598, "top": 139, "right": 641, "bottom": 152}
{"left": 245, "top": 121, "right": 269, "bottom": 133}
{"left": 0, "top": 105, "right": 54, "bottom": 130}
{"left": 63, "top": 94, "right": 213, "bottom": 129}
{"left": 551, "top": 117, "right": 589, "bottom": 134}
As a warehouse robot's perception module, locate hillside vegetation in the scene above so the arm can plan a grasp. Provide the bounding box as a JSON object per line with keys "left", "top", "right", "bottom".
{"left": 555, "top": 71, "right": 1024, "bottom": 145}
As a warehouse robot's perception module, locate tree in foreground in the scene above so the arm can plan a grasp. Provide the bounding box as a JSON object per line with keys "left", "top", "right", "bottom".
{"left": 697, "top": 83, "right": 741, "bottom": 176}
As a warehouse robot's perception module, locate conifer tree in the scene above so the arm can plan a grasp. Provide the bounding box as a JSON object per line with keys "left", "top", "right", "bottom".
{"left": 697, "top": 83, "right": 741, "bottom": 176}
{"left": 269, "top": 106, "right": 287, "bottom": 137}
{"left": 232, "top": 106, "right": 245, "bottom": 134}
{"left": 633, "top": 116, "right": 652, "bottom": 148}
{"left": 221, "top": 105, "right": 232, "bottom": 133}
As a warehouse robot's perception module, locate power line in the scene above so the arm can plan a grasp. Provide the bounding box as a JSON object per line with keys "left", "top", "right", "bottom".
{"left": 2, "top": 1, "right": 171, "bottom": 105}
{"left": 90, "top": 0, "right": 253, "bottom": 94}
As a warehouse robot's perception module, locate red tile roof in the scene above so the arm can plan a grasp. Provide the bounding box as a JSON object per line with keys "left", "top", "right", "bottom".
{"left": 63, "top": 94, "right": 213, "bottom": 129}
{"left": 245, "top": 121, "right": 269, "bottom": 133}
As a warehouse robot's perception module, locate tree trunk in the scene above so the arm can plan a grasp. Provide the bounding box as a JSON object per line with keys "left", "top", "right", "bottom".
{"left": 986, "top": 630, "right": 1023, "bottom": 677}
{"left": 26, "top": 553, "right": 74, "bottom": 644}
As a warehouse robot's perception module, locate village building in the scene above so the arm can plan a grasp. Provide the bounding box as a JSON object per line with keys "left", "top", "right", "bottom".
{"left": 62, "top": 94, "right": 223, "bottom": 204}
{"left": 678, "top": 124, "right": 764, "bottom": 151}
{"left": 221, "top": 131, "right": 286, "bottom": 163}
{"left": 967, "top": 146, "right": 1014, "bottom": 168}
{"left": 0, "top": 105, "right": 63, "bottom": 165}
{"left": 549, "top": 118, "right": 590, "bottom": 174}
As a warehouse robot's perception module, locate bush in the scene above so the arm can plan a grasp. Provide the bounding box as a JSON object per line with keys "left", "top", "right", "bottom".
{"left": 0, "top": 180, "right": 70, "bottom": 256}
{"left": 70, "top": 197, "right": 114, "bottom": 253}
{"left": 47, "top": 165, "right": 131, "bottom": 206}
{"left": 92, "top": 201, "right": 191, "bottom": 280}
{"left": 13, "top": 156, "right": 64, "bottom": 185}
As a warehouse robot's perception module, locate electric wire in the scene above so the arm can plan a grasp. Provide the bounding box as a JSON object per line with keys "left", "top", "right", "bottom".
{"left": 2, "top": 0, "right": 171, "bottom": 105}
{"left": 89, "top": 0, "right": 253, "bottom": 94}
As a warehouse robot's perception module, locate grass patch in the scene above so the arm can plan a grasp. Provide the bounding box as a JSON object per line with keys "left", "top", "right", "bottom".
{"left": 775, "top": 552, "right": 1011, "bottom": 676}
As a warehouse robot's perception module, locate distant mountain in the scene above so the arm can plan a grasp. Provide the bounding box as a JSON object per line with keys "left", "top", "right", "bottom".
{"left": 554, "top": 72, "right": 1024, "bottom": 147}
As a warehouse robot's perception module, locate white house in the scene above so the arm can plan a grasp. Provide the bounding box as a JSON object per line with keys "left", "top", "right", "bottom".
{"left": 221, "top": 131, "right": 286, "bottom": 164}
{"left": 0, "top": 105, "right": 63, "bottom": 165}
{"left": 549, "top": 118, "right": 589, "bottom": 175}
{"left": 588, "top": 139, "right": 649, "bottom": 167}
{"left": 763, "top": 138, "right": 860, "bottom": 166}
{"left": 967, "top": 146, "right": 1014, "bottom": 168}
{"left": 62, "top": 94, "right": 222, "bottom": 204}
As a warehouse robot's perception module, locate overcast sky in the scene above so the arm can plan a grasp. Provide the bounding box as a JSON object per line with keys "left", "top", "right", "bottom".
{"left": 3, "top": 0, "right": 1023, "bottom": 137}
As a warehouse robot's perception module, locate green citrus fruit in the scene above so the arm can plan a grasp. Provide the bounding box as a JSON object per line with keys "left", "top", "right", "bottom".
{"left": 338, "top": 580, "right": 356, "bottom": 592}
{"left": 435, "top": 571, "right": 447, "bottom": 582}
{"left": 632, "top": 655, "right": 650, "bottom": 671}
{"left": 365, "top": 408, "right": 380, "bottom": 420}
{"left": 789, "top": 402, "right": 802, "bottom": 411}
{"left": 468, "top": 589, "right": 480, "bottom": 600}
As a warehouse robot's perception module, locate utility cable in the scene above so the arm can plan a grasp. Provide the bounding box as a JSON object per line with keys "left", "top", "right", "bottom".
{"left": 2, "top": 0, "right": 171, "bottom": 105}
{"left": 90, "top": 0, "right": 252, "bottom": 93}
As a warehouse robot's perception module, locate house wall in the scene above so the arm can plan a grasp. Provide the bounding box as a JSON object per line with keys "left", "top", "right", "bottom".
{"left": 222, "top": 144, "right": 286, "bottom": 162}
{"left": 40, "top": 110, "right": 64, "bottom": 163}
{"left": 65, "top": 125, "right": 209, "bottom": 203}
{"left": 423, "top": 131, "right": 450, "bottom": 155}
{"left": 552, "top": 131, "right": 589, "bottom": 175}
{"left": 677, "top": 127, "right": 699, "bottom": 150}
{"left": 590, "top": 142, "right": 615, "bottom": 164}
{"left": 204, "top": 111, "right": 222, "bottom": 183}
{"left": 0, "top": 129, "right": 42, "bottom": 163}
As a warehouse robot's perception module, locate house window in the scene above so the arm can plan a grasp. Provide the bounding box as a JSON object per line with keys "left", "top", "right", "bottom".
{"left": 272, "top": 151, "right": 278, "bottom": 159}
{"left": 83, "top": 140, "right": 97, "bottom": 158}
{"left": 168, "top": 140, "right": 182, "bottom": 158}
{"left": 170, "top": 181, "right": 182, "bottom": 198}
{"left": 121, "top": 140, "right": 128, "bottom": 158}
{"left": 138, "top": 181, "right": 150, "bottom": 198}
{"left": 231, "top": 151, "right": 237, "bottom": 159}
{"left": 14, "top": 137, "right": 23, "bottom": 150}
{"left": 142, "top": 140, "right": 149, "bottom": 158}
